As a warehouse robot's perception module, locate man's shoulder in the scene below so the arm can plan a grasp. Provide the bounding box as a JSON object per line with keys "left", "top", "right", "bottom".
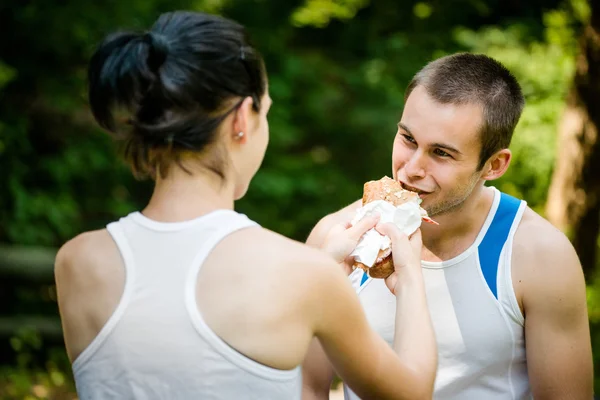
{"left": 514, "top": 207, "right": 573, "bottom": 255}
{"left": 512, "top": 207, "right": 582, "bottom": 285}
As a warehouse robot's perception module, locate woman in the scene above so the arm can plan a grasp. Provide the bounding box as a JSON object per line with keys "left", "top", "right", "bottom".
{"left": 54, "top": 11, "right": 436, "bottom": 399}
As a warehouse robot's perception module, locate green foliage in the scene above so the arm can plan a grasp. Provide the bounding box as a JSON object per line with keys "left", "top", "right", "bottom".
{"left": 291, "top": 0, "right": 370, "bottom": 27}
{"left": 0, "top": 62, "right": 17, "bottom": 91}
{"left": 0, "top": 329, "right": 74, "bottom": 399}
{"left": 570, "top": 0, "right": 591, "bottom": 23}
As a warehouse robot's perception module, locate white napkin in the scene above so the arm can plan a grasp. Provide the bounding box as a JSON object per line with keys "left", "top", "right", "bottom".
{"left": 350, "top": 200, "right": 422, "bottom": 267}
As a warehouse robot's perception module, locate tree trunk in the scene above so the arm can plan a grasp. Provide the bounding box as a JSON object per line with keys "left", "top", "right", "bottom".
{"left": 546, "top": 2, "right": 600, "bottom": 281}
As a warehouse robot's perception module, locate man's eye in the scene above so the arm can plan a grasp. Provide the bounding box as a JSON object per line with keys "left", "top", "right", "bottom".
{"left": 402, "top": 134, "right": 416, "bottom": 144}
{"left": 434, "top": 148, "right": 451, "bottom": 158}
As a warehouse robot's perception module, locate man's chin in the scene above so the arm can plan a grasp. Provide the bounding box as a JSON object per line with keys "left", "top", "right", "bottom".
{"left": 424, "top": 207, "right": 447, "bottom": 220}
{"left": 422, "top": 197, "right": 451, "bottom": 218}
{"left": 420, "top": 197, "right": 437, "bottom": 214}
{"left": 425, "top": 198, "right": 468, "bottom": 219}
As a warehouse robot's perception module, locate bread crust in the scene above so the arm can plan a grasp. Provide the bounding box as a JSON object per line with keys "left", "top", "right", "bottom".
{"left": 362, "top": 176, "right": 420, "bottom": 206}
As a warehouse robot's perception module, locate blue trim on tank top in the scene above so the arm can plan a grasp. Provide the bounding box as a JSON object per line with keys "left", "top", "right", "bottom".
{"left": 478, "top": 192, "right": 522, "bottom": 299}
{"left": 360, "top": 271, "right": 369, "bottom": 286}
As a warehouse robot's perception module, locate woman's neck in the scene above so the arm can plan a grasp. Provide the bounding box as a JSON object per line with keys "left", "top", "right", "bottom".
{"left": 142, "top": 167, "right": 235, "bottom": 222}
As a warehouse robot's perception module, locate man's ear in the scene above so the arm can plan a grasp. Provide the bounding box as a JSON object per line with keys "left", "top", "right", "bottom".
{"left": 231, "top": 96, "right": 255, "bottom": 144}
{"left": 482, "top": 149, "right": 511, "bottom": 181}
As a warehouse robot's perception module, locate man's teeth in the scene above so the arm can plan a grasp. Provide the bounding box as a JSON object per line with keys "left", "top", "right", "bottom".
{"left": 401, "top": 183, "right": 423, "bottom": 194}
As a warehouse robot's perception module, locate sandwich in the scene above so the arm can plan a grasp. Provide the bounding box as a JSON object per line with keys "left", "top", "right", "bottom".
{"left": 350, "top": 176, "right": 437, "bottom": 279}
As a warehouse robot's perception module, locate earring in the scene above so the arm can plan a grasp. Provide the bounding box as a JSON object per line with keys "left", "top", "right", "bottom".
{"left": 236, "top": 131, "right": 244, "bottom": 139}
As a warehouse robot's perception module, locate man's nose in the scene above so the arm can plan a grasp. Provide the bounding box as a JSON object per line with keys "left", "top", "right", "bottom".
{"left": 404, "top": 151, "right": 426, "bottom": 179}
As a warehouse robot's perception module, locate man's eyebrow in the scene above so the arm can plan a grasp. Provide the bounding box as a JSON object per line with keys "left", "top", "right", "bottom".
{"left": 397, "top": 122, "right": 412, "bottom": 135}
{"left": 397, "top": 122, "right": 462, "bottom": 155}
{"left": 432, "top": 142, "right": 462, "bottom": 155}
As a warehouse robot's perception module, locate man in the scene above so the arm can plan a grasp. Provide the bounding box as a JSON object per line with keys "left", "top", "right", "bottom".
{"left": 302, "top": 53, "right": 593, "bottom": 399}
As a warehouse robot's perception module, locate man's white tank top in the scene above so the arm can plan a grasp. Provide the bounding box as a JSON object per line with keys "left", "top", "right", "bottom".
{"left": 72, "top": 210, "right": 302, "bottom": 400}
{"left": 345, "top": 187, "right": 531, "bottom": 400}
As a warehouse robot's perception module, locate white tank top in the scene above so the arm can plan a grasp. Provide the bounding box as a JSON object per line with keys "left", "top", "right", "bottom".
{"left": 345, "top": 187, "right": 531, "bottom": 400}
{"left": 72, "top": 210, "right": 302, "bottom": 400}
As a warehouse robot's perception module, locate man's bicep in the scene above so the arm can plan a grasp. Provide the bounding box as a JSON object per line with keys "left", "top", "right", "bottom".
{"left": 524, "top": 241, "right": 593, "bottom": 399}
{"left": 526, "top": 303, "right": 592, "bottom": 398}
{"left": 301, "top": 339, "right": 335, "bottom": 400}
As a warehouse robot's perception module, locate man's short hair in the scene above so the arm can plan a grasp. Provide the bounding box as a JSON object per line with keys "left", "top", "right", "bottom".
{"left": 405, "top": 53, "right": 525, "bottom": 169}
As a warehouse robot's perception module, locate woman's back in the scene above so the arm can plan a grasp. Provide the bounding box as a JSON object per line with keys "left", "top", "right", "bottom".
{"left": 60, "top": 209, "right": 322, "bottom": 399}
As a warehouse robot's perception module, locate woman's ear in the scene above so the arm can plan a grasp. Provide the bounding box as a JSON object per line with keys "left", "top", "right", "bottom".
{"left": 482, "top": 149, "right": 511, "bottom": 181}
{"left": 231, "top": 96, "right": 256, "bottom": 143}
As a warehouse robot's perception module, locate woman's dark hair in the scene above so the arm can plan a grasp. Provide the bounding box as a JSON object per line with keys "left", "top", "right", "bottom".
{"left": 88, "top": 11, "right": 267, "bottom": 179}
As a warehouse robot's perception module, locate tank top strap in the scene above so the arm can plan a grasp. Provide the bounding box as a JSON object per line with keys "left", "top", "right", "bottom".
{"left": 478, "top": 191, "right": 526, "bottom": 299}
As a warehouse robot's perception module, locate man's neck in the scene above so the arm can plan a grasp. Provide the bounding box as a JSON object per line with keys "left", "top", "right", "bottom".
{"left": 420, "top": 185, "right": 495, "bottom": 262}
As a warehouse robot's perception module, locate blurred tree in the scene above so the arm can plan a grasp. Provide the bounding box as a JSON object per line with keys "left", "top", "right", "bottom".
{"left": 546, "top": 0, "right": 599, "bottom": 279}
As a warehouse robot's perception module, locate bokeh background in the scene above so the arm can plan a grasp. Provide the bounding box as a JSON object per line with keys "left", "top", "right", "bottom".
{"left": 1, "top": 0, "right": 600, "bottom": 398}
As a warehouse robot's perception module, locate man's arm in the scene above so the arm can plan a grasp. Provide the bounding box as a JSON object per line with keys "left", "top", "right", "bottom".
{"left": 515, "top": 216, "right": 593, "bottom": 399}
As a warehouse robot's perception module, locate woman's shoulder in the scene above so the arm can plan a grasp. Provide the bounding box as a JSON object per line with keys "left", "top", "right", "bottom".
{"left": 57, "top": 229, "right": 112, "bottom": 264}
{"left": 55, "top": 228, "right": 122, "bottom": 286}
{"left": 224, "top": 226, "right": 339, "bottom": 274}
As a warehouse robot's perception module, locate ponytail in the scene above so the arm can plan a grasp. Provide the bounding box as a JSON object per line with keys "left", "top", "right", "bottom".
{"left": 88, "top": 31, "right": 168, "bottom": 132}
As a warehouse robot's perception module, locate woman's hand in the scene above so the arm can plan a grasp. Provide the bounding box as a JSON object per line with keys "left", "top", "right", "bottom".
{"left": 375, "top": 223, "right": 423, "bottom": 295}
{"left": 320, "top": 215, "right": 380, "bottom": 274}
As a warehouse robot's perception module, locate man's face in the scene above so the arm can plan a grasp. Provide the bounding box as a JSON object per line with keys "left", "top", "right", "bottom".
{"left": 392, "top": 85, "right": 486, "bottom": 217}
